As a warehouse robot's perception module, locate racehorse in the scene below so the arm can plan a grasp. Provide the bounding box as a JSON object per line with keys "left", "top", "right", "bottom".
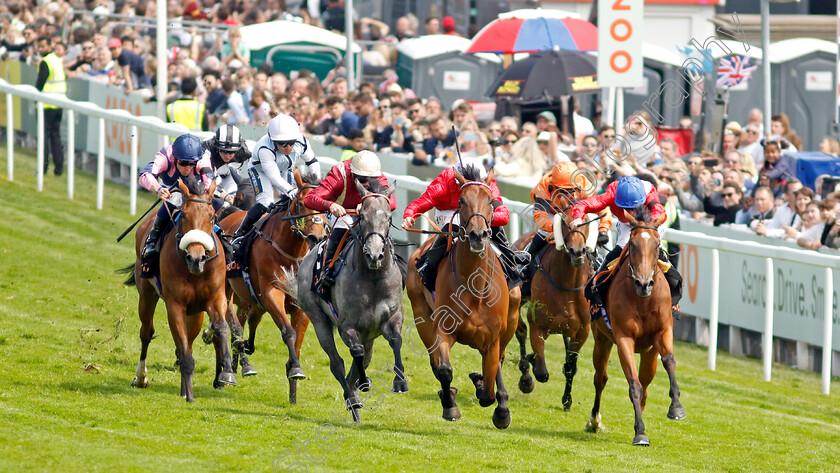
{"left": 585, "top": 209, "right": 686, "bottom": 445}
{"left": 217, "top": 168, "right": 257, "bottom": 222}
{"left": 219, "top": 169, "right": 327, "bottom": 404}
{"left": 122, "top": 178, "right": 235, "bottom": 402}
{"left": 293, "top": 180, "right": 408, "bottom": 424}
{"left": 406, "top": 167, "right": 520, "bottom": 429}
{"left": 513, "top": 199, "right": 592, "bottom": 410}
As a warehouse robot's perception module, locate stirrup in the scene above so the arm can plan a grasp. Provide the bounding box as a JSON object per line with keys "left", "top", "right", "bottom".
{"left": 513, "top": 250, "right": 531, "bottom": 266}
{"left": 141, "top": 243, "right": 157, "bottom": 259}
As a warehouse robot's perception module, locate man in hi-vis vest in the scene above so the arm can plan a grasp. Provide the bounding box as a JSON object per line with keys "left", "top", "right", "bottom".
{"left": 35, "top": 36, "right": 66, "bottom": 176}
{"left": 167, "top": 77, "right": 208, "bottom": 132}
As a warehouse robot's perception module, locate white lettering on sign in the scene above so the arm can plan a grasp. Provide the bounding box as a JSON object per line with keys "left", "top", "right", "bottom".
{"left": 598, "top": 0, "right": 643, "bottom": 87}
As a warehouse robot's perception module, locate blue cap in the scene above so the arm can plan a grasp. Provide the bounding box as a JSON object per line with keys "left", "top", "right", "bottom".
{"left": 615, "top": 176, "right": 647, "bottom": 209}
{"left": 172, "top": 134, "right": 203, "bottom": 162}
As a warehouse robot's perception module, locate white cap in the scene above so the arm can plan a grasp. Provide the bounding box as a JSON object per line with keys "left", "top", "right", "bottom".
{"left": 350, "top": 150, "right": 382, "bottom": 177}
{"left": 268, "top": 114, "right": 302, "bottom": 142}
{"left": 537, "top": 131, "right": 551, "bottom": 142}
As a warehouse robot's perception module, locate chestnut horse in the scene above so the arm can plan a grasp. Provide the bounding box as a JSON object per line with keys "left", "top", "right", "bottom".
{"left": 124, "top": 179, "right": 235, "bottom": 402}
{"left": 513, "top": 200, "right": 592, "bottom": 410}
{"left": 219, "top": 169, "right": 328, "bottom": 404}
{"left": 586, "top": 209, "right": 686, "bottom": 446}
{"left": 406, "top": 168, "right": 520, "bottom": 429}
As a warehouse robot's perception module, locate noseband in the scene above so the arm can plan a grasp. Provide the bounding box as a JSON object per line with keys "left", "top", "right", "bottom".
{"left": 356, "top": 193, "right": 392, "bottom": 256}
{"left": 288, "top": 185, "right": 325, "bottom": 238}
{"left": 175, "top": 197, "right": 221, "bottom": 264}
{"left": 457, "top": 181, "right": 493, "bottom": 242}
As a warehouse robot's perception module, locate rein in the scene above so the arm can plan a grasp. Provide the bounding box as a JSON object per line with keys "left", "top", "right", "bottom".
{"left": 256, "top": 184, "right": 325, "bottom": 263}
{"left": 625, "top": 225, "right": 663, "bottom": 282}
{"left": 175, "top": 197, "right": 222, "bottom": 264}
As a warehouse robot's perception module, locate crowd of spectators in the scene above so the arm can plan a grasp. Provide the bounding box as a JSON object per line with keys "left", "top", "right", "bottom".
{"left": 3, "top": 1, "right": 840, "bottom": 253}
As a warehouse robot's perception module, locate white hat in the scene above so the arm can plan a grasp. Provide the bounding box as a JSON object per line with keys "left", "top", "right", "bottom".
{"left": 537, "top": 131, "right": 551, "bottom": 142}
{"left": 350, "top": 150, "right": 382, "bottom": 177}
{"left": 268, "top": 114, "right": 302, "bottom": 142}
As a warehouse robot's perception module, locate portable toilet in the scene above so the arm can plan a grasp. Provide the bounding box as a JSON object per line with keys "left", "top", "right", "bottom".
{"left": 770, "top": 38, "right": 837, "bottom": 151}
{"left": 240, "top": 21, "right": 361, "bottom": 81}
{"left": 396, "top": 35, "right": 502, "bottom": 107}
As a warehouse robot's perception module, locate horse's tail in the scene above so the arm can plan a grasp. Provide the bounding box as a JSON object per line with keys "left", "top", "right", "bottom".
{"left": 275, "top": 267, "right": 298, "bottom": 302}
{"left": 116, "top": 263, "right": 136, "bottom": 286}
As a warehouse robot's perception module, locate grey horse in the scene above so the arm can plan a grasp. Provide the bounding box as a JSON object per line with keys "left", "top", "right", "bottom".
{"left": 291, "top": 180, "right": 408, "bottom": 423}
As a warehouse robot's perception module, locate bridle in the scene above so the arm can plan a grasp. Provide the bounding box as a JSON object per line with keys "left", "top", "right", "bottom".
{"left": 285, "top": 184, "right": 326, "bottom": 238}
{"left": 456, "top": 181, "right": 493, "bottom": 242}
{"left": 625, "top": 224, "right": 662, "bottom": 283}
{"left": 175, "top": 196, "right": 222, "bottom": 264}
{"left": 355, "top": 193, "right": 391, "bottom": 251}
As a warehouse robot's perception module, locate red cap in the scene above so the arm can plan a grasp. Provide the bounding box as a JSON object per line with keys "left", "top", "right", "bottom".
{"left": 442, "top": 16, "right": 455, "bottom": 32}
{"left": 183, "top": 1, "right": 207, "bottom": 19}
{"left": 108, "top": 37, "right": 122, "bottom": 49}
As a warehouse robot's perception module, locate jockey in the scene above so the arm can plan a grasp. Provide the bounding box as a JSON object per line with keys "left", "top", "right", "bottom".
{"left": 521, "top": 162, "right": 612, "bottom": 293}
{"left": 231, "top": 114, "right": 321, "bottom": 248}
{"left": 138, "top": 134, "right": 219, "bottom": 258}
{"left": 304, "top": 150, "right": 397, "bottom": 288}
{"left": 570, "top": 175, "right": 682, "bottom": 313}
{"left": 201, "top": 124, "right": 250, "bottom": 206}
{"left": 401, "top": 157, "right": 529, "bottom": 292}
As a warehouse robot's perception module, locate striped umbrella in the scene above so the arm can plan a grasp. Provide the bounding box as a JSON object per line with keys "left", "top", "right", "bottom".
{"left": 466, "top": 17, "right": 597, "bottom": 55}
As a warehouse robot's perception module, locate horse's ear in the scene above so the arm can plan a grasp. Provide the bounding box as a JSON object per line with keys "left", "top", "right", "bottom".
{"left": 623, "top": 208, "right": 639, "bottom": 227}
{"left": 383, "top": 180, "right": 395, "bottom": 199}
{"left": 294, "top": 168, "right": 304, "bottom": 188}
{"left": 177, "top": 178, "right": 188, "bottom": 196}
{"left": 355, "top": 179, "right": 368, "bottom": 197}
{"left": 453, "top": 169, "right": 466, "bottom": 187}
{"left": 652, "top": 210, "right": 667, "bottom": 228}
{"left": 207, "top": 179, "right": 216, "bottom": 197}
{"left": 484, "top": 167, "right": 495, "bottom": 185}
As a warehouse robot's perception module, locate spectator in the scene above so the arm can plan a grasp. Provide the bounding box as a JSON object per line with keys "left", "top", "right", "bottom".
{"left": 220, "top": 28, "right": 249, "bottom": 68}
{"left": 722, "top": 127, "right": 739, "bottom": 155}
{"left": 253, "top": 70, "right": 270, "bottom": 101}
{"left": 679, "top": 116, "right": 693, "bottom": 129}
{"left": 406, "top": 98, "right": 426, "bottom": 123}
{"left": 819, "top": 198, "right": 840, "bottom": 249}
{"left": 220, "top": 78, "right": 249, "bottom": 125}
{"left": 747, "top": 108, "right": 764, "bottom": 136}
{"left": 236, "top": 67, "right": 255, "bottom": 122}
{"left": 413, "top": 116, "right": 456, "bottom": 165}
{"left": 249, "top": 89, "right": 272, "bottom": 127}
{"left": 34, "top": 35, "right": 65, "bottom": 176}
{"left": 86, "top": 46, "right": 114, "bottom": 83}
{"left": 723, "top": 151, "right": 754, "bottom": 192}
{"left": 658, "top": 138, "right": 680, "bottom": 166}
{"left": 759, "top": 138, "right": 796, "bottom": 196}
{"left": 425, "top": 97, "right": 443, "bottom": 119}
{"left": 741, "top": 186, "right": 775, "bottom": 227}
{"left": 459, "top": 120, "right": 490, "bottom": 160}
{"left": 66, "top": 40, "right": 96, "bottom": 78}
{"left": 450, "top": 100, "right": 474, "bottom": 128}
{"left": 521, "top": 122, "right": 538, "bottom": 140}
{"left": 704, "top": 180, "right": 743, "bottom": 226}
{"left": 572, "top": 97, "right": 595, "bottom": 140}
{"left": 495, "top": 136, "right": 549, "bottom": 181}
{"left": 322, "top": 0, "right": 348, "bottom": 33}
{"left": 393, "top": 15, "right": 416, "bottom": 41}
{"left": 323, "top": 95, "right": 360, "bottom": 148}
{"left": 425, "top": 16, "right": 440, "bottom": 35}
{"left": 819, "top": 137, "right": 840, "bottom": 156}
{"left": 166, "top": 77, "right": 208, "bottom": 132}
{"left": 441, "top": 16, "right": 462, "bottom": 37}
{"left": 351, "top": 92, "right": 374, "bottom": 129}
{"left": 739, "top": 122, "right": 764, "bottom": 167}
{"left": 203, "top": 70, "right": 227, "bottom": 117}
{"left": 795, "top": 201, "right": 825, "bottom": 249}
{"left": 500, "top": 116, "right": 520, "bottom": 134}
{"left": 108, "top": 37, "right": 145, "bottom": 93}
{"left": 269, "top": 73, "right": 288, "bottom": 100}
{"left": 760, "top": 184, "right": 810, "bottom": 238}
{"left": 623, "top": 110, "right": 657, "bottom": 167}
{"left": 339, "top": 128, "right": 367, "bottom": 161}
{"left": 770, "top": 113, "right": 801, "bottom": 152}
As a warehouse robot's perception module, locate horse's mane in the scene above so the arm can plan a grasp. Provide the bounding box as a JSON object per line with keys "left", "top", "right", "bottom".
{"left": 181, "top": 175, "right": 206, "bottom": 197}
{"left": 460, "top": 163, "right": 484, "bottom": 182}
{"left": 300, "top": 170, "right": 321, "bottom": 186}
{"left": 367, "top": 179, "right": 387, "bottom": 195}
{"left": 628, "top": 204, "right": 652, "bottom": 224}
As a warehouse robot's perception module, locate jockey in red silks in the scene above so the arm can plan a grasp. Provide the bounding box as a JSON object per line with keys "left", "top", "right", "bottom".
{"left": 570, "top": 175, "right": 682, "bottom": 313}
{"left": 401, "top": 157, "right": 529, "bottom": 292}
{"left": 138, "top": 134, "right": 220, "bottom": 259}
{"left": 304, "top": 150, "right": 397, "bottom": 288}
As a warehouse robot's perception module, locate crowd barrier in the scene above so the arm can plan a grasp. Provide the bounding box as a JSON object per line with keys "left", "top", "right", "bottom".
{"left": 1, "top": 61, "right": 836, "bottom": 393}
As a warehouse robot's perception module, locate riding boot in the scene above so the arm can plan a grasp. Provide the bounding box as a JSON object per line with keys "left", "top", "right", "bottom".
{"left": 520, "top": 232, "right": 548, "bottom": 297}
{"left": 660, "top": 249, "right": 683, "bottom": 316}
{"left": 319, "top": 228, "right": 348, "bottom": 288}
{"left": 490, "top": 226, "right": 528, "bottom": 289}
{"left": 585, "top": 244, "right": 623, "bottom": 310}
{"left": 418, "top": 234, "right": 449, "bottom": 293}
{"left": 231, "top": 203, "right": 267, "bottom": 251}
{"left": 142, "top": 215, "right": 168, "bottom": 259}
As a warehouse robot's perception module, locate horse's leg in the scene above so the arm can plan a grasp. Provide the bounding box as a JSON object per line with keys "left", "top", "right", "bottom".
{"left": 638, "top": 348, "right": 658, "bottom": 412}
{"left": 243, "top": 305, "right": 263, "bottom": 355}
{"left": 381, "top": 314, "right": 408, "bottom": 393}
{"left": 287, "top": 303, "right": 310, "bottom": 403}
{"left": 562, "top": 327, "right": 587, "bottom": 412}
{"left": 132, "top": 280, "right": 157, "bottom": 388}
{"left": 492, "top": 360, "right": 512, "bottom": 429}
{"left": 586, "top": 327, "right": 612, "bottom": 433}
{"left": 515, "top": 314, "right": 535, "bottom": 393}
{"left": 262, "top": 286, "right": 305, "bottom": 379}
{"left": 208, "top": 296, "right": 236, "bottom": 389}
{"left": 348, "top": 340, "right": 375, "bottom": 392}
{"left": 469, "top": 340, "right": 499, "bottom": 408}
{"left": 226, "top": 298, "right": 256, "bottom": 376}
{"left": 337, "top": 324, "right": 367, "bottom": 394}
{"left": 430, "top": 337, "right": 460, "bottom": 421}
{"left": 167, "top": 303, "right": 195, "bottom": 402}
{"left": 529, "top": 318, "right": 550, "bottom": 383}
{"left": 659, "top": 327, "right": 686, "bottom": 421}
{"left": 312, "top": 318, "right": 361, "bottom": 422}
{"left": 615, "top": 336, "right": 648, "bottom": 446}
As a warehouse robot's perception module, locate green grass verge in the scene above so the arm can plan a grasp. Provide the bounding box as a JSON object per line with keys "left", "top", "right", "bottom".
{"left": 0, "top": 147, "right": 839, "bottom": 473}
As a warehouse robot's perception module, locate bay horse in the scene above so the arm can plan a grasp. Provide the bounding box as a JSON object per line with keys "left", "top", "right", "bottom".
{"left": 123, "top": 178, "right": 235, "bottom": 402}
{"left": 293, "top": 180, "right": 408, "bottom": 424}
{"left": 406, "top": 167, "right": 520, "bottom": 429}
{"left": 219, "top": 169, "right": 328, "bottom": 404}
{"left": 586, "top": 208, "right": 686, "bottom": 446}
{"left": 513, "top": 197, "right": 592, "bottom": 411}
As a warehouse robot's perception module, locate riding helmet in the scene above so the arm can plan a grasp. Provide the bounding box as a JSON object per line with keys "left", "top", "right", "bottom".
{"left": 172, "top": 134, "right": 204, "bottom": 162}
{"left": 214, "top": 125, "right": 242, "bottom": 152}
{"left": 350, "top": 150, "right": 382, "bottom": 177}
{"left": 551, "top": 161, "right": 586, "bottom": 190}
{"left": 267, "top": 114, "right": 301, "bottom": 143}
{"left": 615, "top": 176, "right": 647, "bottom": 209}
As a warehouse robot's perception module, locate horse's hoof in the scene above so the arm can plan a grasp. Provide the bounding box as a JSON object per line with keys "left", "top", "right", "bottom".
{"left": 518, "top": 375, "right": 535, "bottom": 394}
{"left": 668, "top": 405, "right": 686, "bottom": 420}
{"left": 632, "top": 434, "right": 650, "bottom": 446}
{"left": 201, "top": 328, "right": 214, "bottom": 345}
{"left": 392, "top": 379, "right": 409, "bottom": 393}
{"left": 243, "top": 341, "right": 255, "bottom": 355}
{"left": 585, "top": 414, "right": 603, "bottom": 433}
{"left": 534, "top": 370, "right": 549, "bottom": 383}
{"left": 213, "top": 380, "right": 226, "bottom": 390}
{"left": 131, "top": 377, "right": 149, "bottom": 388}
{"left": 218, "top": 372, "right": 236, "bottom": 386}
{"left": 492, "top": 407, "right": 511, "bottom": 430}
{"left": 241, "top": 364, "right": 258, "bottom": 377}
{"left": 562, "top": 395, "right": 572, "bottom": 412}
{"left": 358, "top": 376, "right": 373, "bottom": 392}
{"left": 287, "top": 367, "right": 306, "bottom": 380}
{"left": 442, "top": 406, "right": 461, "bottom": 421}
{"left": 346, "top": 396, "right": 363, "bottom": 411}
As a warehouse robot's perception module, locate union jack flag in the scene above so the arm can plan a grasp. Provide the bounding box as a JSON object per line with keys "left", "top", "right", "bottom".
{"left": 716, "top": 55, "right": 758, "bottom": 89}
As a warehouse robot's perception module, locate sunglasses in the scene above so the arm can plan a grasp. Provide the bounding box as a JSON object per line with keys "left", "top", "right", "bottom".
{"left": 722, "top": 192, "right": 737, "bottom": 197}
{"left": 746, "top": 129, "right": 759, "bottom": 134}
{"left": 379, "top": 105, "right": 390, "bottom": 110}
{"left": 177, "top": 160, "right": 196, "bottom": 167}
{"left": 219, "top": 149, "right": 236, "bottom": 155}
{"left": 275, "top": 140, "right": 296, "bottom": 148}
{"left": 583, "top": 142, "right": 598, "bottom": 147}
{"left": 409, "top": 108, "right": 421, "bottom": 114}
